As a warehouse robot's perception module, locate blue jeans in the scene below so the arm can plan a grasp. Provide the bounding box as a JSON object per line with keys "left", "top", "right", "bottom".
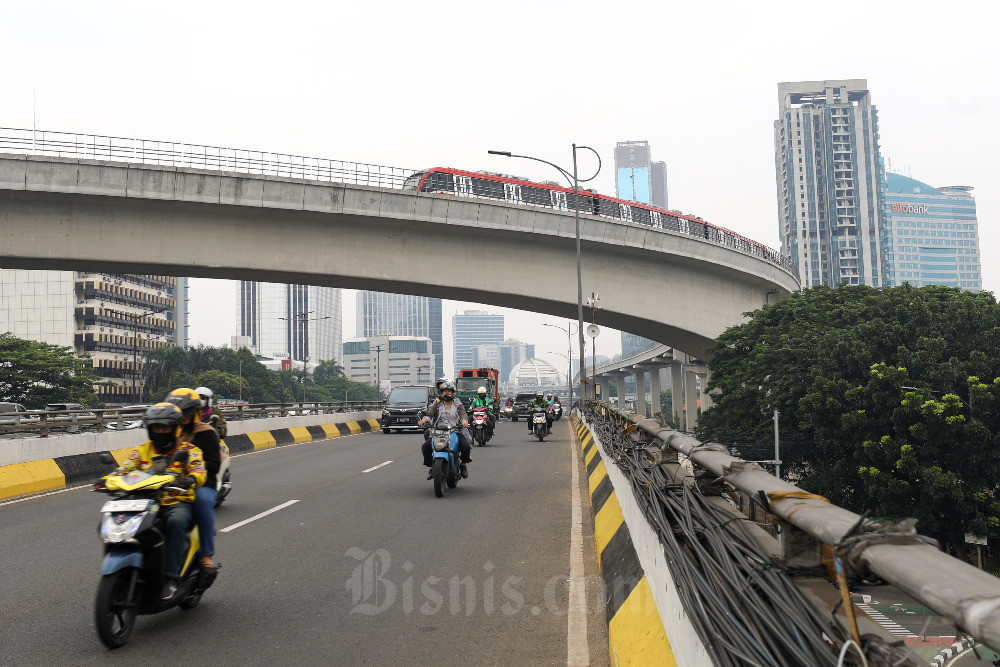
{"left": 194, "top": 486, "right": 217, "bottom": 558}
{"left": 160, "top": 502, "right": 193, "bottom": 578}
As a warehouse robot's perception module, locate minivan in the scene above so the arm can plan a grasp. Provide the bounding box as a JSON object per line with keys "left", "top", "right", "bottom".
{"left": 382, "top": 385, "right": 437, "bottom": 434}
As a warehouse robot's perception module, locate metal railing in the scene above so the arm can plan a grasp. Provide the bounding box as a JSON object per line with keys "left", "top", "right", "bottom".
{"left": 579, "top": 400, "right": 1000, "bottom": 655}
{"left": 0, "top": 127, "right": 797, "bottom": 276}
{"left": 0, "top": 401, "right": 384, "bottom": 438}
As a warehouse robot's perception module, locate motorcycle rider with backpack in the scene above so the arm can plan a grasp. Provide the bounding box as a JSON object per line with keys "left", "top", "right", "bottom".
{"left": 195, "top": 386, "right": 227, "bottom": 439}
{"left": 528, "top": 391, "right": 551, "bottom": 433}
{"left": 418, "top": 380, "right": 472, "bottom": 479}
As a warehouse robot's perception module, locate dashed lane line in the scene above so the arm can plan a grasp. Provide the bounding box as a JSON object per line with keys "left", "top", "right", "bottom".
{"left": 219, "top": 500, "right": 299, "bottom": 533}
{"left": 362, "top": 460, "right": 393, "bottom": 473}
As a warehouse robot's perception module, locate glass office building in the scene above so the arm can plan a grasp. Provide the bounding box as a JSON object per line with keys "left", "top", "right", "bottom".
{"left": 240, "top": 282, "right": 342, "bottom": 363}
{"left": 356, "top": 291, "right": 443, "bottom": 380}
{"left": 452, "top": 310, "right": 504, "bottom": 373}
{"left": 774, "top": 80, "right": 885, "bottom": 287}
{"left": 881, "top": 173, "right": 981, "bottom": 290}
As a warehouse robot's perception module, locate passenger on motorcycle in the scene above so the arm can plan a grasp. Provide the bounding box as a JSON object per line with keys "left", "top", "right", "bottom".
{"left": 196, "top": 386, "right": 227, "bottom": 439}
{"left": 100, "top": 402, "right": 206, "bottom": 600}
{"left": 469, "top": 386, "right": 496, "bottom": 439}
{"left": 528, "top": 391, "right": 552, "bottom": 433}
{"left": 418, "top": 380, "right": 472, "bottom": 479}
{"left": 167, "top": 388, "right": 221, "bottom": 575}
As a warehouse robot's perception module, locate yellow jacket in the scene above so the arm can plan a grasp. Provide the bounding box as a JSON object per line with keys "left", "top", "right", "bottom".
{"left": 108, "top": 441, "right": 207, "bottom": 505}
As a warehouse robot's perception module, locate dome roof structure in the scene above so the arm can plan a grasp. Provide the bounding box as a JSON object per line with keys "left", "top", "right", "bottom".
{"left": 508, "top": 357, "right": 562, "bottom": 389}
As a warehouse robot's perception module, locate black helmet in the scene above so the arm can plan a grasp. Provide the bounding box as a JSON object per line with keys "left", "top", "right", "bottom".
{"left": 439, "top": 380, "right": 456, "bottom": 398}
{"left": 166, "top": 388, "right": 202, "bottom": 420}
{"left": 143, "top": 402, "right": 183, "bottom": 454}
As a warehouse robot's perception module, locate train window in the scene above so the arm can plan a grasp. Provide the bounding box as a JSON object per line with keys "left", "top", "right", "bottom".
{"left": 566, "top": 192, "right": 591, "bottom": 213}
{"left": 471, "top": 177, "right": 505, "bottom": 199}
{"left": 597, "top": 198, "right": 618, "bottom": 218}
{"left": 424, "top": 172, "right": 455, "bottom": 193}
{"left": 631, "top": 207, "right": 651, "bottom": 225}
{"left": 521, "top": 186, "right": 551, "bottom": 206}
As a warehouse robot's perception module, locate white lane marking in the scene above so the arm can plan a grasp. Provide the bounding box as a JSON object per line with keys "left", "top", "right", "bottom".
{"left": 567, "top": 417, "right": 589, "bottom": 666}
{"left": 362, "top": 460, "right": 393, "bottom": 473}
{"left": 220, "top": 500, "right": 299, "bottom": 533}
{"left": 856, "top": 603, "right": 913, "bottom": 636}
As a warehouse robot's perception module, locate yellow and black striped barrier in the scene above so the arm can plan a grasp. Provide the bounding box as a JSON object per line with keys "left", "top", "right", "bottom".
{"left": 0, "top": 418, "right": 381, "bottom": 502}
{"left": 571, "top": 413, "right": 675, "bottom": 666}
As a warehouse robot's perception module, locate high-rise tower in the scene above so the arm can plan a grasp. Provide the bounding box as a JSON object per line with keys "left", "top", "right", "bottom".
{"left": 239, "top": 282, "right": 342, "bottom": 363}
{"left": 774, "top": 80, "right": 885, "bottom": 287}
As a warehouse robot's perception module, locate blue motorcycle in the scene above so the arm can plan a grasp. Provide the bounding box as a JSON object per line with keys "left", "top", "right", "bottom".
{"left": 429, "top": 426, "right": 461, "bottom": 497}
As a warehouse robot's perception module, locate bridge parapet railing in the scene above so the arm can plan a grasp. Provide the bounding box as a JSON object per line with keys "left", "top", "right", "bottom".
{"left": 0, "top": 401, "right": 384, "bottom": 438}
{"left": 577, "top": 399, "right": 1000, "bottom": 656}
{"left": 0, "top": 127, "right": 797, "bottom": 277}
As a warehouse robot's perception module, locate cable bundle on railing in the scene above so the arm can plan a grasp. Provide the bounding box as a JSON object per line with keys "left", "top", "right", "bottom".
{"left": 579, "top": 401, "right": 866, "bottom": 666}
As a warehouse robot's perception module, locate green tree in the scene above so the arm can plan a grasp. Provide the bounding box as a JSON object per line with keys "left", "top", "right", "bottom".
{"left": 0, "top": 333, "right": 106, "bottom": 408}
{"left": 698, "top": 284, "right": 1000, "bottom": 552}
{"left": 312, "top": 359, "right": 345, "bottom": 384}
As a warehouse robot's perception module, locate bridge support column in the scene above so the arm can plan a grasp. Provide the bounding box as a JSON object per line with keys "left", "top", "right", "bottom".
{"left": 684, "top": 369, "right": 699, "bottom": 432}
{"left": 699, "top": 370, "right": 714, "bottom": 411}
{"left": 670, "top": 362, "right": 683, "bottom": 426}
{"left": 649, "top": 367, "right": 662, "bottom": 417}
{"left": 634, "top": 371, "right": 647, "bottom": 416}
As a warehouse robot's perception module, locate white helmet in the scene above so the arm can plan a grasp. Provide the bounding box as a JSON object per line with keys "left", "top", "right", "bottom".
{"left": 195, "top": 386, "right": 213, "bottom": 407}
{"left": 477, "top": 386, "right": 487, "bottom": 395}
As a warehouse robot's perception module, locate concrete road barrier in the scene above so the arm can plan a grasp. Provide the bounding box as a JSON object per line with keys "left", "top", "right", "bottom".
{"left": 0, "top": 414, "right": 380, "bottom": 502}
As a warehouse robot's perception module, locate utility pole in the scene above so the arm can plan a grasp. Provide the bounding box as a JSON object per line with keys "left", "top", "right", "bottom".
{"left": 586, "top": 292, "right": 601, "bottom": 400}
{"left": 373, "top": 344, "right": 385, "bottom": 396}
{"left": 773, "top": 409, "right": 781, "bottom": 481}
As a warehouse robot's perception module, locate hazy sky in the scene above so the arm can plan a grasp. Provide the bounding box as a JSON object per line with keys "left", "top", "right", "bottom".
{"left": 4, "top": 1, "right": 996, "bottom": 376}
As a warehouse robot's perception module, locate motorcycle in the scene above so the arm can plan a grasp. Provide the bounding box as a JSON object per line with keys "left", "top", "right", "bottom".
{"left": 93, "top": 450, "right": 217, "bottom": 648}
{"left": 501, "top": 405, "right": 514, "bottom": 420}
{"left": 471, "top": 407, "right": 490, "bottom": 447}
{"left": 551, "top": 403, "right": 563, "bottom": 421}
{"left": 531, "top": 407, "right": 550, "bottom": 441}
{"left": 429, "top": 426, "right": 463, "bottom": 497}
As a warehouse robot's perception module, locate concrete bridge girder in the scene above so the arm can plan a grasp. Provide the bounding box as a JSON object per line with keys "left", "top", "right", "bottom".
{"left": 0, "top": 155, "right": 799, "bottom": 360}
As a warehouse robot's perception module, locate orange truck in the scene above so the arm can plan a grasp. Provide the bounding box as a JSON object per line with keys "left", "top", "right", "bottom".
{"left": 456, "top": 368, "right": 500, "bottom": 412}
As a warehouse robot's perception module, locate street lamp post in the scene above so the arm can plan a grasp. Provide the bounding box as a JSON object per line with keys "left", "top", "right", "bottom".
{"left": 130, "top": 307, "right": 166, "bottom": 403}
{"left": 278, "top": 311, "right": 332, "bottom": 407}
{"left": 373, "top": 344, "right": 385, "bottom": 397}
{"left": 543, "top": 321, "right": 576, "bottom": 405}
{"left": 489, "top": 145, "right": 601, "bottom": 402}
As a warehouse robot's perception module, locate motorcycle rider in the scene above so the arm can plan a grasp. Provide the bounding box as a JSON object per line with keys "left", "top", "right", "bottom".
{"left": 167, "top": 388, "right": 221, "bottom": 575}
{"left": 100, "top": 403, "right": 206, "bottom": 601}
{"left": 528, "top": 391, "right": 551, "bottom": 433}
{"left": 469, "top": 386, "right": 496, "bottom": 439}
{"left": 196, "top": 386, "right": 227, "bottom": 439}
{"left": 433, "top": 377, "right": 450, "bottom": 403}
{"left": 418, "top": 380, "right": 472, "bottom": 479}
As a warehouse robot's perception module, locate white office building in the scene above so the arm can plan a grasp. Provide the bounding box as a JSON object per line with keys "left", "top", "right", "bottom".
{"left": 342, "top": 336, "right": 434, "bottom": 388}
{"left": 0, "top": 270, "right": 187, "bottom": 404}
{"left": 356, "top": 291, "right": 443, "bottom": 380}
{"left": 239, "top": 282, "right": 342, "bottom": 364}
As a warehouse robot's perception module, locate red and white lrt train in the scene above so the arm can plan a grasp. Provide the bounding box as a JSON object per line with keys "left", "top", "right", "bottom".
{"left": 402, "top": 167, "right": 791, "bottom": 271}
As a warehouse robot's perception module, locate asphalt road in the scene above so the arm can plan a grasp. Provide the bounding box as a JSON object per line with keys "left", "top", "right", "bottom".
{"left": 0, "top": 419, "right": 609, "bottom": 665}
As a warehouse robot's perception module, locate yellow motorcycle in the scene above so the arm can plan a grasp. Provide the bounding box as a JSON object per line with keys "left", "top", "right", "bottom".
{"left": 93, "top": 451, "right": 217, "bottom": 648}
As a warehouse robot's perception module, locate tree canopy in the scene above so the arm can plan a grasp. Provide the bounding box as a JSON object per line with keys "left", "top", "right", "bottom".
{"left": 0, "top": 333, "right": 105, "bottom": 408}
{"left": 697, "top": 284, "right": 1000, "bottom": 551}
{"left": 144, "top": 345, "right": 379, "bottom": 404}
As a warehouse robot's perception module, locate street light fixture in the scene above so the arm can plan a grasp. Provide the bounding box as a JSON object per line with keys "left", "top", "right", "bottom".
{"left": 543, "top": 321, "right": 577, "bottom": 405}
{"left": 488, "top": 145, "right": 601, "bottom": 401}
{"left": 130, "top": 307, "right": 167, "bottom": 404}
{"left": 586, "top": 292, "right": 601, "bottom": 400}
{"left": 278, "top": 310, "right": 332, "bottom": 406}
